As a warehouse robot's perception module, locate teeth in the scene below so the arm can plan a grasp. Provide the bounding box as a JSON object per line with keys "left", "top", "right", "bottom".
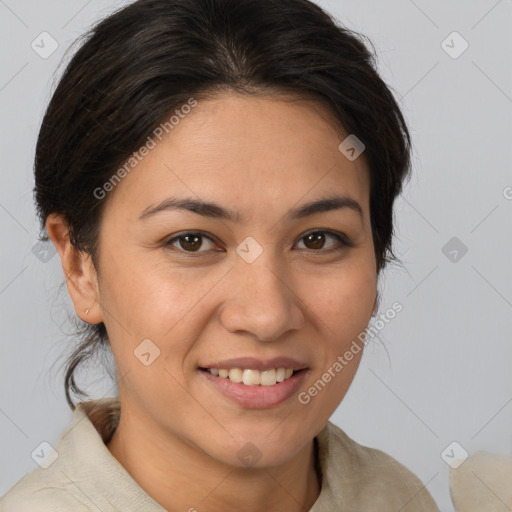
{"left": 243, "top": 369, "right": 260, "bottom": 385}
{"left": 228, "top": 368, "right": 243, "bottom": 383}
{"left": 207, "top": 366, "right": 296, "bottom": 385}
{"left": 260, "top": 369, "right": 276, "bottom": 386}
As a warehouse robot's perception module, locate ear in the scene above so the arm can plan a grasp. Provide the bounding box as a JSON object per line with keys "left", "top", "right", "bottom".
{"left": 46, "top": 213, "right": 104, "bottom": 324}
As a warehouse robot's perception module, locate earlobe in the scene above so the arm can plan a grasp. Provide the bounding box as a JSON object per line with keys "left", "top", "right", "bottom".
{"left": 46, "top": 213, "right": 104, "bottom": 324}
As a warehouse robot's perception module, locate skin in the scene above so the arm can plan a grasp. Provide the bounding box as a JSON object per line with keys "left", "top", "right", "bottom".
{"left": 47, "top": 92, "right": 378, "bottom": 512}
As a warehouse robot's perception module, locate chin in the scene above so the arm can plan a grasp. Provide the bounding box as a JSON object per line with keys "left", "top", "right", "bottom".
{"left": 204, "top": 433, "right": 308, "bottom": 470}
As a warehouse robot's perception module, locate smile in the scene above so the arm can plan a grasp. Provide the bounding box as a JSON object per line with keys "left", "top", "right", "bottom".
{"left": 198, "top": 367, "right": 309, "bottom": 409}
{"left": 203, "top": 367, "right": 295, "bottom": 386}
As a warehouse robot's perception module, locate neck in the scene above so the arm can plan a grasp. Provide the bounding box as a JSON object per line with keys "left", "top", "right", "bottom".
{"left": 106, "top": 405, "right": 321, "bottom": 512}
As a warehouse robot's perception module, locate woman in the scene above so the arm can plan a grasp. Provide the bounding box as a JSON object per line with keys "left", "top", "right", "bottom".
{"left": 0, "top": 0, "right": 440, "bottom": 510}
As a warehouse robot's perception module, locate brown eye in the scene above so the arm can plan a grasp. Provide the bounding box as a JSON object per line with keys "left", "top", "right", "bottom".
{"left": 165, "top": 229, "right": 352, "bottom": 257}
{"left": 303, "top": 232, "right": 326, "bottom": 250}
{"left": 166, "top": 232, "right": 217, "bottom": 253}
{"left": 296, "top": 230, "right": 351, "bottom": 252}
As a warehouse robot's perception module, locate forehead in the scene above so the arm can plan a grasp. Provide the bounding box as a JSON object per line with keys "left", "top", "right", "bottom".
{"left": 104, "top": 92, "right": 371, "bottom": 223}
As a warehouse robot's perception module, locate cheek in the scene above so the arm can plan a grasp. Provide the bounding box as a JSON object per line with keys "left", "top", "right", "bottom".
{"left": 306, "top": 264, "right": 376, "bottom": 342}
{"left": 99, "top": 257, "right": 227, "bottom": 376}
{"left": 100, "top": 254, "right": 209, "bottom": 334}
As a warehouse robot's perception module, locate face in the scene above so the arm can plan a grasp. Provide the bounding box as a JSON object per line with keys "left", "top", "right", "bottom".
{"left": 92, "top": 92, "right": 377, "bottom": 468}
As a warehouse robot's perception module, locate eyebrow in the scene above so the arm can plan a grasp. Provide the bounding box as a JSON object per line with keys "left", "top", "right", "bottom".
{"left": 138, "top": 194, "right": 363, "bottom": 223}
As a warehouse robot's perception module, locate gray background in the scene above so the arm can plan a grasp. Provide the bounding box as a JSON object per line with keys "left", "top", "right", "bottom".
{"left": 1, "top": 1, "right": 511, "bottom": 510}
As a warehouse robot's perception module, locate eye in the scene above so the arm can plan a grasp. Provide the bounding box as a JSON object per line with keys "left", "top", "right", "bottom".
{"left": 166, "top": 231, "right": 219, "bottom": 254}
{"left": 295, "top": 230, "right": 352, "bottom": 253}
{"left": 165, "top": 229, "right": 352, "bottom": 256}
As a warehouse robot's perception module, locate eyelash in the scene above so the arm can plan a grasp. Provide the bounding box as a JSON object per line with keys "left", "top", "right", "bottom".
{"left": 164, "top": 229, "right": 354, "bottom": 257}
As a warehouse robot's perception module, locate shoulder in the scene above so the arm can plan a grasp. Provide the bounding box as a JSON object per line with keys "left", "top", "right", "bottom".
{"left": 320, "top": 421, "right": 440, "bottom": 511}
{"left": 449, "top": 450, "right": 512, "bottom": 511}
{"left": 0, "top": 469, "right": 90, "bottom": 512}
{"left": 0, "top": 399, "right": 121, "bottom": 512}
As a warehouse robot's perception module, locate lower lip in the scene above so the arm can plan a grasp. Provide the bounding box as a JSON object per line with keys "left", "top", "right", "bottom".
{"left": 199, "top": 369, "right": 308, "bottom": 409}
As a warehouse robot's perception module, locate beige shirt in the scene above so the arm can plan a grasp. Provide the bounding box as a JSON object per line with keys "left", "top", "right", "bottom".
{"left": 449, "top": 451, "right": 512, "bottom": 511}
{"left": 1, "top": 398, "right": 439, "bottom": 511}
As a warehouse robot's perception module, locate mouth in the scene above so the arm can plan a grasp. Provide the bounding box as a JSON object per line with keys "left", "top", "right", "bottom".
{"left": 197, "top": 358, "right": 309, "bottom": 408}
{"left": 199, "top": 367, "right": 302, "bottom": 385}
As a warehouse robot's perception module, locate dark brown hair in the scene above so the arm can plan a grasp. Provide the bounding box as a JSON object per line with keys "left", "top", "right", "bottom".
{"left": 35, "top": 0, "right": 412, "bottom": 409}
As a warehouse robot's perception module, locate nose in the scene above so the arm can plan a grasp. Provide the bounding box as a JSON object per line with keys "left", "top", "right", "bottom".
{"left": 219, "top": 257, "right": 305, "bottom": 342}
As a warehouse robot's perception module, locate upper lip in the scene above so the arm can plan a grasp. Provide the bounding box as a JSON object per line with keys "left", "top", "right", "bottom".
{"left": 199, "top": 356, "right": 309, "bottom": 371}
